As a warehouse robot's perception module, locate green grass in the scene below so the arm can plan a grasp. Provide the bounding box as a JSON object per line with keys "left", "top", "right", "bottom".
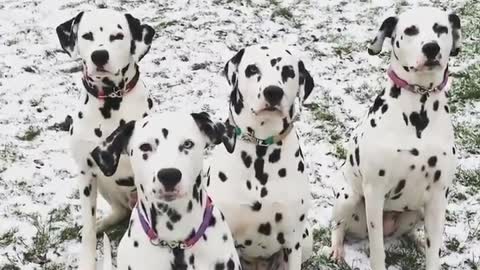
{"left": 454, "top": 124, "right": 480, "bottom": 155}
{"left": 0, "top": 229, "right": 18, "bottom": 248}
{"left": 456, "top": 0, "right": 480, "bottom": 60}
{"left": 16, "top": 126, "right": 41, "bottom": 141}
{"left": 384, "top": 236, "right": 425, "bottom": 270}
{"left": 0, "top": 143, "right": 25, "bottom": 163}
{"left": 450, "top": 63, "right": 480, "bottom": 110}
{"left": 456, "top": 168, "right": 480, "bottom": 194}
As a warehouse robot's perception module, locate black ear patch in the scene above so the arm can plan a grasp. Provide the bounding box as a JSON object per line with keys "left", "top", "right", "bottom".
{"left": 448, "top": 13, "right": 462, "bottom": 56}
{"left": 224, "top": 48, "right": 245, "bottom": 85}
{"left": 368, "top": 16, "right": 398, "bottom": 55}
{"left": 125, "top": 13, "right": 155, "bottom": 62}
{"left": 91, "top": 121, "right": 136, "bottom": 176}
{"left": 56, "top": 12, "right": 84, "bottom": 56}
{"left": 298, "top": 60, "right": 314, "bottom": 103}
{"left": 191, "top": 113, "right": 236, "bottom": 153}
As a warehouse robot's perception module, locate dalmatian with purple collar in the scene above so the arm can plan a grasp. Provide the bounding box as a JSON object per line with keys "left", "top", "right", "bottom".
{"left": 207, "top": 44, "right": 314, "bottom": 270}
{"left": 91, "top": 112, "right": 241, "bottom": 270}
{"left": 56, "top": 9, "right": 155, "bottom": 269}
{"left": 327, "top": 7, "right": 462, "bottom": 270}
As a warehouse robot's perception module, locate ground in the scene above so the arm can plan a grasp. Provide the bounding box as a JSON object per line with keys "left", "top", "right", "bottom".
{"left": 0, "top": 0, "right": 479, "bottom": 269}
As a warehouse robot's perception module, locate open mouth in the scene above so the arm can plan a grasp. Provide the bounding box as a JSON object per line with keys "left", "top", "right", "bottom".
{"left": 424, "top": 59, "right": 440, "bottom": 67}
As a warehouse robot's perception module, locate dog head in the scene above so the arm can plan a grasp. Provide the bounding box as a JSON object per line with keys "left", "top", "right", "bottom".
{"left": 90, "top": 112, "right": 226, "bottom": 204}
{"left": 56, "top": 10, "right": 155, "bottom": 82}
{"left": 224, "top": 44, "right": 314, "bottom": 137}
{"left": 368, "top": 7, "right": 461, "bottom": 72}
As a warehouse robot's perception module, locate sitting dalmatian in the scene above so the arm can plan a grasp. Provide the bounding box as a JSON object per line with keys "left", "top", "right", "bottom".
{"left": 91, "top": 112, "right": 241, "bottom": 270}
{"left": 56, "top": 9, "right": 155, "bottom": 269}
{"left": 328, "top": 7, "right": 461, "bottom": 270}
{"left": 207, "top": 44, "right": 314, "bottom": 270}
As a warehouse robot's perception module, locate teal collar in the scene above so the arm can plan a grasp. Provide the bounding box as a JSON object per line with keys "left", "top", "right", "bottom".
{"left": 230, "top": 115, "right": 298, "bottom": 146}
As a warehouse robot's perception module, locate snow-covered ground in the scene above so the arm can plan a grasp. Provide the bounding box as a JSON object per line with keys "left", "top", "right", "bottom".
{"left": 0, "top": 0, "right": 479, "bottom": 269}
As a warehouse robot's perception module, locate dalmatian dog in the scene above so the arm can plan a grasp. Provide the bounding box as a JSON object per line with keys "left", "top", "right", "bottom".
{"left": 56, "top": 9, "right": 155, "bottom": 269}
{"left": 91, "top": 112, "right": 242, "bottom": 270}
{"left": 207, "top": 44, "right": 314, "bottom": 270}
{"left": 328, "top": 7, "right": 461, "bottom": 270}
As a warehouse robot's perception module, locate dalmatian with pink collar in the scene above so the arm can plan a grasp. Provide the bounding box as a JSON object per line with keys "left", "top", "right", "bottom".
{"left": 91, "top": 112, "right": 241, "bottom": 270}
{"left": 327, "top": 7, "right": 462, "bottom": 270}
{"left": 56, "top": 9, "right": 155, "bottom": 269}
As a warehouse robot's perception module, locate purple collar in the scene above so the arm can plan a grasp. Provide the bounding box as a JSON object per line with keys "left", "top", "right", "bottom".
{"left": 136, "top": 197, "right": 214, "bottom": 249}
{"left": 387, "top": 66, "right": 449, "bottom": 94}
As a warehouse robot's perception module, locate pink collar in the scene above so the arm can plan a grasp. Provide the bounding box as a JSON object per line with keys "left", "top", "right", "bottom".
{"left": 387, "top": 67, "right": 449, "bottom": 94}
{"left": 136, "top": 197, "right": 214, "bottom": 249}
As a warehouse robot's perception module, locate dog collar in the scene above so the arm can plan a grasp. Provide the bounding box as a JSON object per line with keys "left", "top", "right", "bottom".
{"left": 82, "top": 67, "right": 140, "bottom": 100}
{"left": 387, "top": 66, "right": 449, "bottom": 94}
{"left": 136, "top": 197, "right": 214, "bottom": 249}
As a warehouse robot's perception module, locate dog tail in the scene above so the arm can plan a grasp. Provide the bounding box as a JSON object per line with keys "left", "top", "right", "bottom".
{"left": 102, "top": 233, "right": 113, "bottom": 270}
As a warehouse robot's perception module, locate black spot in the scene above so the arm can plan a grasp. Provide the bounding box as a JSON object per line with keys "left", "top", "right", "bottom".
{"left": 78, "top": 111, "right": 83, "bottom": 119}
{"left": 370, "top": 222, "right": 375, "bottom": 229}
{"left": 427, "top": 238, "right": 431, "bottom": 248}
{"left": 381, "top": 104, "right": 389, "bottom": 114}
{"left": 428, "top": 156, "right": 437, "bottom": 167}
{"left": 170, "top": 247, "right": 188, "bottom": 270}
{"left": 281, "top": 65, "right": 295, "bottom": 83}
{"left": 245, "top": 64, "right": 259, "bottom": 78}
{"left": 246, "top": 180, "right": 252, "bottom": 190}
{"left": 139, "top": 143, "right": 152, "bottom": 152}
{"left": 260, "top": 187, "right": 268, "bottom": 198}
{"left": 142, "top": 153, "right": 148, "bottom": 160}
{"left": 133, "top": 241, "right": 138, "bottom": 247}
{"left": 270, "top": 57, "right": 282, "bottom": 67}
{"left": 116, "top": 177, "right": 134, "bottom": 186}
{"left": 258, "top": 222, "right": 271, "bottom": 235}
{"left": 410, "top": 148, "right": 419, "bottom": 156}
{"left": 370, "top": 119, "right": 377, "bottom": 127}
{"left": 444, "top": 105, "right": 450, "bottom": 113}
{"left": 278, "top": 168, "right": 286, "bottom": 177}
{"left": 394, "top": 179, "right": 406, "bottom": 194}
{"left": 299, "top": 214, "right": 305, "bottom": 221}
{"left": 410, "top": 106, "right": 429, "bottom": 139}
{"left": 94, "top": 128, "right": 102, "bottom": 137}
{"left": 275, "top": 213, "right": 283, "bottom": 222}
{"left": 219, "top": 172, "right": 227, "bottom": 182}
{"left": 433, "top": 100, "right": 439, "bottom": 111}
{"left": 434, "top": 170, "right": 441, "bottom": 182}
{"left": 241, "top": 151, "right": 252, "bottom": 168}
{"left": 349, "top": 154, "right": 355, "bottom": 166}
{"left": 390, "top": 86, "right": 401, "bottom": 98}
{"left": 402, "top": 113, "right": 409, "bottom": 125}
{"left": 369, "top": 94, "right": 385, "bottom": 115}
{"left": 404, "top": 25, "right": 419, "bottom": 36}
{"left": 254, "top": 159, "right": 268, "bottom": 185}
{"left": 295, "top": 242, "right": 300, "bottom": 250}
{"left": 162, "top": 128, "right": 168, "bottom": 139}
{"left": 83, "top": 185, "right": 91, "bottom": 197}
{"left": 354, "top": 147, "right": 360, "bottom": 166}
{"left": 268, "top": 149, "right": 281, "bottom": 163}
{"left": 87, "top": 158, "right": 93, "bottom": 167}
{"left": 277, "top": 233, "right": 285, "bottom": 244}
{"left": 379, "top": 169, "right": 385, "bottom": 176}
{"left": 189, "top": 254, "right": 195, "bottom": 265}
{"left": 251, "top": 201, "right": 262, "bottom": 211}
{"left": 227, "top": 258, "right": 235, "bottom": 270}
{"left": 84, "top": 94, "right": 89, "bottom": 104}
{"left": 230, "top": 86, "right": 244, "bottom": 115}
{"left": 298, "top": 161, "right": 304, "bottom": 172}
{"left": 147, "top": 98, "right": 153, "bottom": 109}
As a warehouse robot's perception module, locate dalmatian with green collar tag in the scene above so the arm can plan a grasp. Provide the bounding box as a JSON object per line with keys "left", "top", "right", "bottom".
{"left": 327, "top": 7, "right": 461, "bottom": 270}
{"left": 56, "top": 9, "right": 155, "bottom": 269}
{"left": 91, "top": 112, "right": 241, "bottom": 270}
{"left": 207, "top": 44, "right": 314, "bottom": 270}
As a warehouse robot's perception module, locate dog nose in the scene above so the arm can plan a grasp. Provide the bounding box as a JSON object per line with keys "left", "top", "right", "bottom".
{"left": 422, "top": 42, "right": 440, "bottom": 59}
{"left": 263, "top": 86, "right": 284, "bottom": 106}
{"left": 157, "top": 168, "right": 182, "bottom": 192}
{"left": 91, "top": 50, "right": 109, "bottom": 66}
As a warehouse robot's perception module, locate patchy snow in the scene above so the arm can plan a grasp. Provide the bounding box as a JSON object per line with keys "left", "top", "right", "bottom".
{"left": 0, "top": 0, "right": 479, "bottom": 269}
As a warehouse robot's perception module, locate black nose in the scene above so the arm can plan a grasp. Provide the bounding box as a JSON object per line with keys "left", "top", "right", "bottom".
{"left": 91, "top": 50, "right": 109, "bottom": 66}
{"left": 157, "top": 168, "right": 182, "bottom": 192}
{"left": 263, "top": 86, "right": 284, "bottom": 106}
{"left": 422, "top": 42, "right": 440, "bottom": 59}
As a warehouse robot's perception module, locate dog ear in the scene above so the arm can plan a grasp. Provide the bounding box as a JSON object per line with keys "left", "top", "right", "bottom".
{"left": 125, "top": 13, "right": 155, "bottom": 62}
{"left": 223, "top": 48, "right": 245, "bottom": 86}
{"left": 298, "top": 60, "right": 314, "bottom": 103}
{"left": 449, "top": 13, "right": 462, "bottom": 56}
{"left": 56, "top": 12, "right": 84, "bottom": 57}
{"left": 191, "top": 112, "right": 236, "bottom": 153}
{"left": 368, "top": 16, "right": 398, "bottom": 55}
{"left": 90, "top": 121, "right": 136, "bottom": 177}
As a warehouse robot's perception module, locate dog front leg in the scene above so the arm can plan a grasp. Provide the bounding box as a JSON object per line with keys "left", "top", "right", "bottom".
{"left": 78, "top": 170, "right": 98, "bottom": 270}
{"left": 364, "top": 185, "right": 386, "bottom": 270}
{"left": 424, "top": 189, "right": 447, "bottom": 270}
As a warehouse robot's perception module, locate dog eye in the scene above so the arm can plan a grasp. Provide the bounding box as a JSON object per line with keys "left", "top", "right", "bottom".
{"left": 139, "top": 143, "right": 152, "bottom": 152}
{"left": 82, "top": 32, "right": 94, "bottom": 41}
{"left": 245, "top": 64, "right": 260, "bottom": 78}
{"left": 183, "top": 140, "right": 195, "bottom": 149}
{"left": 110, "top": 33, "right": 124, "bottom": 41}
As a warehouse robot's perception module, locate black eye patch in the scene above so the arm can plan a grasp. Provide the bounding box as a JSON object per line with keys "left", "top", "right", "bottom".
{"left": 110, "top": 33, "right": 124, "bottom": 42}
{"left": 432, "top": 23, "right": 448, "bottom": 37}
{"left": 281, "top": 65, "right": 295, "bottom": 83}
{"left": 404, "top": 25, "right": 419, "bottom": 36}
{"left": 139, "top": 143, "right": 152, "bottom": 152}
{"left": 82, "top": 32, "right": 94, "bottom": 41}
{"left": 245, "top": 64, "right": 260, "bottom": 78}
